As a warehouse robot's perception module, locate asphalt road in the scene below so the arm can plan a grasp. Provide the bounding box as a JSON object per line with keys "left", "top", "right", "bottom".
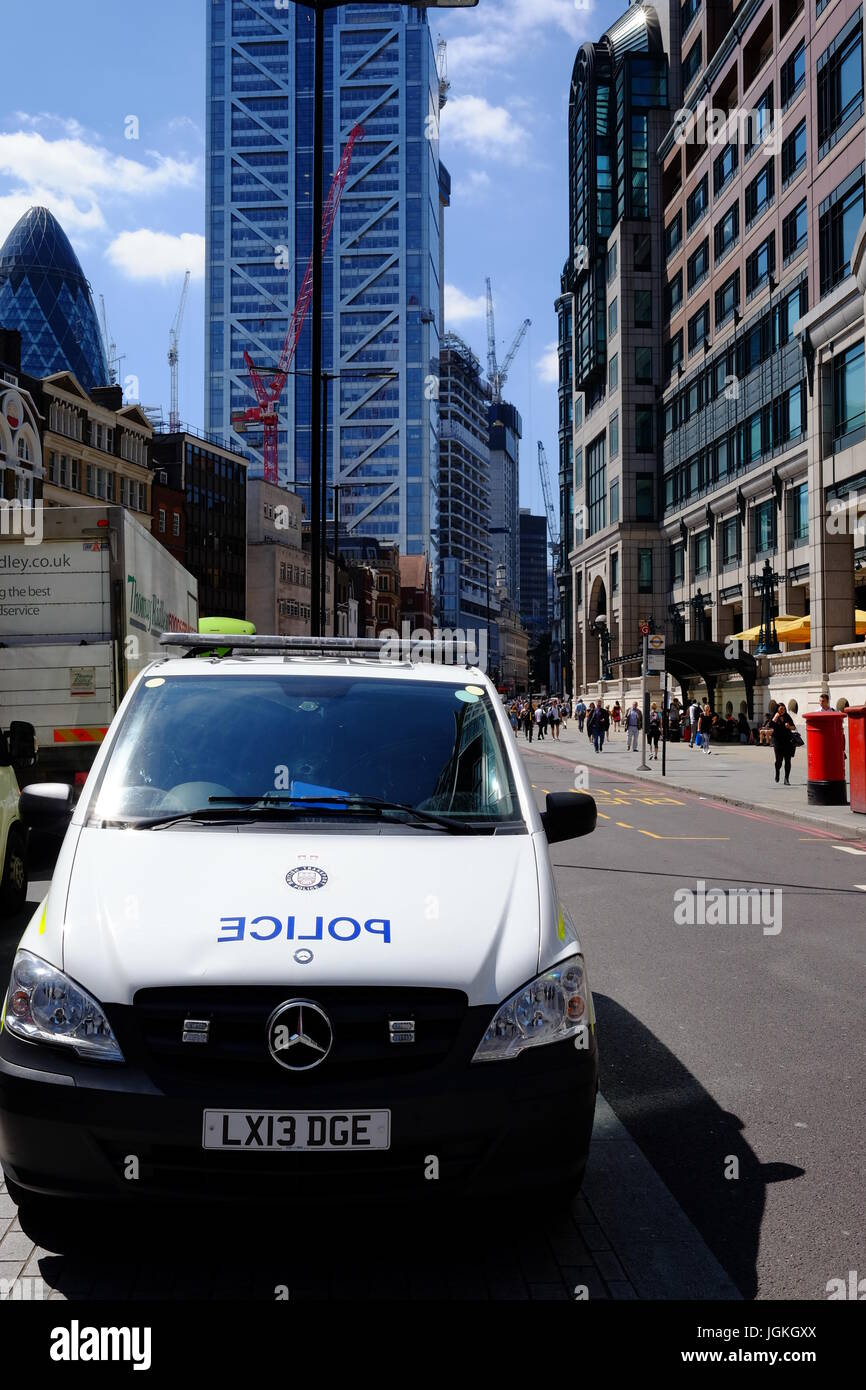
{"left": 524, "top": 735, "right": 866, "bottom": 1300}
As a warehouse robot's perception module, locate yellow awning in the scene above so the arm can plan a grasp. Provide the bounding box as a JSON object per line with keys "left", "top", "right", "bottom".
{"left": 730, "top": 611, "right": 866, "bottom": 644}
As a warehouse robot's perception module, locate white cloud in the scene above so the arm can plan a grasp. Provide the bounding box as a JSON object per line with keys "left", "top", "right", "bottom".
{"left": 0, "top": 127, "right": 200, "bottom": 252}
{"left": 451, "top": 168, "right": 491, "bottom": 201}
{"left": 445, "top": 283, "right": 487, "bottom": 325}
{"left": 105, "top": 229, "right": 205, "bottom": 283}
{"left": 537, "top": 342, "right": 560, "bottom": 385}
{"left": 440, "top": 95, "right": 530, "bottom": 162}
{"left": 441, "top": 0, "right": 593, "bottom": 80}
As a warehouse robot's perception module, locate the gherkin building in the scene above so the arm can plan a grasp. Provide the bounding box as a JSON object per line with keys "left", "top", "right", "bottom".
{"left": 0, "top": 206, "right": 108, "bottom": 392}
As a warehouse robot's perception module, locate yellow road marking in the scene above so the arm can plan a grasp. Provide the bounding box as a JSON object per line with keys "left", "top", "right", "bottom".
{"left": 637, "top": 830, "right": 730, "bottom": 841}
{"left": 596, "top": 811, "right": 611, "bottom": 820}
{"left": 616, "top": 821, "right": 633, "bottom": 829}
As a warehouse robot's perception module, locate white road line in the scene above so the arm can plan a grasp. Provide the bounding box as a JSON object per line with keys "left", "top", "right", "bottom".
{"left": 833, "top": 845, "right": 866, "bottom": 855}
{"left": 855, "top": 885, "right": 866, "bottom": 892}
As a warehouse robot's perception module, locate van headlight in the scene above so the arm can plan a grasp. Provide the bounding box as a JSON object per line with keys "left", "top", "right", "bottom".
{"left": 473, "top": 956, "right": 591, "bottom": 1062}
{"left": 2, "top": 950, "right": 124, "bottom": 1063}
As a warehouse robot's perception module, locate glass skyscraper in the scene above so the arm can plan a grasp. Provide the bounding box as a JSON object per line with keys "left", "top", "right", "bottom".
{"left": 0, "top": 207, "right": 108, "bottom": 393}
{"left": 205, "top": 0, "right": 442, "bottom": 562}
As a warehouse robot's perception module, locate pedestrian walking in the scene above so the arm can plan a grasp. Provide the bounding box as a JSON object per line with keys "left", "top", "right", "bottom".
{"left": 537, "top": 704, "right": 547, "bottom": 740}
{"left": 549, "top": 700, "right": 561, "bottom": 741}
{"left": 589, "top": 701, "right": 609, "bottom": 753}
{"left": 771, "top": 703, "right": 797, "bottom": 784}
{"left": 585, "top": 702, "right": 595, "bottom": 741}
{"left": 576, "top": 698, "right": 587, "bottom": 733}
{"left": 648, "top": 702, "right": 661, "bottom": 759}
{"left": 625, "top": 701, "right": 642, "bottom": 752}
{"left": 699, "top": 702, "right": 713, "bottom": 753}
{"left": 688, "top": 696, "right": 701, "bottom": 748}
{"left": 523, "top": 703, "right": 534, "bottom": 742}
{"left": 612, "top": 700, "right": 622, "bottom": 735}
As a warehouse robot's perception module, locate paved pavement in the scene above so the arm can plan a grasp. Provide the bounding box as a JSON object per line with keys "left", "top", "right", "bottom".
{"left": 520, "top": 721, "right": 866, "bottom": 838}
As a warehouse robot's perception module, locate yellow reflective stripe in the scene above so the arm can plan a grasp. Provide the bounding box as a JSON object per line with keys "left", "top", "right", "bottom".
{"left": 38, "top": 903, "right": 47, "bottom": 935}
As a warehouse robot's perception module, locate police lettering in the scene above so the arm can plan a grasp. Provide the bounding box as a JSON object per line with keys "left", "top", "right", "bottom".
{"left": 218, "top": 915, "right": 391, "bottom": 944}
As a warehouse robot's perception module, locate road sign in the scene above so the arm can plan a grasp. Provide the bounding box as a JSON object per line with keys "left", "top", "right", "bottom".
{"left": 647, "top": 632, "right": 666, "bottom": 674}
{"left": 639, "top": 621, "right": 650, "bottom": 636}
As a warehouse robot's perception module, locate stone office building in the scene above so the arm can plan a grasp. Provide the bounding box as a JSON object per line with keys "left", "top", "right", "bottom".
{"left": 561, "top": 0, "right": 866, "bottom": 711}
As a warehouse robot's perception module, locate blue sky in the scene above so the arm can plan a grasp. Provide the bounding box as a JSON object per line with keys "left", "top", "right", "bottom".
{"left": 0, "top": 0, "right": 626, "bottom": 519}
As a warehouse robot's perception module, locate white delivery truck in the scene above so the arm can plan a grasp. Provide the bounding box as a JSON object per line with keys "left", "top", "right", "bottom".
{"left": 0, "top": 506, "right": 198, "bottom": 787}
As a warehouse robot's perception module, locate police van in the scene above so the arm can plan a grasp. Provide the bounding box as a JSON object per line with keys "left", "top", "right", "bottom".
{"left": 0, "top": 635, "right": 598, "bottom": 1208}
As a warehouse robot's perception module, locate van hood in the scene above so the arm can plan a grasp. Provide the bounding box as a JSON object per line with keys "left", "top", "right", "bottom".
{"left": 61, "top": 827, "right": 543, "bottom": 1007}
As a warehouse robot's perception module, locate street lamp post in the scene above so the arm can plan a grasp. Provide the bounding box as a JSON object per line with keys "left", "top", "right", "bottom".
{"left": 292, "top": 0, "right": 478, "bottom": 635}
{"left": 755, "top": 558, "right": 780, "bottom": 654}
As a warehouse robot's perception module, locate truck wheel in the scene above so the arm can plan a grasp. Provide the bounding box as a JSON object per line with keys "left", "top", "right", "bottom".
{"left": 0, "top": 826, "right": 27, "bottom": 916}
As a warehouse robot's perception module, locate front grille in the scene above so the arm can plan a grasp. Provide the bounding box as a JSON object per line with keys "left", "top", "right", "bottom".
{"left": 111, "top": 986, "right": 470, "bottom": 1085}
{"left": 98, "top": 1136, "right": 488, "bottom": 1200}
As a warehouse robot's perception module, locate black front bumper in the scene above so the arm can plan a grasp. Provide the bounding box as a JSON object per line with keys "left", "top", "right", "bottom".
{"left": 0, "top": 1022, "right": 598, "bottom": 1204}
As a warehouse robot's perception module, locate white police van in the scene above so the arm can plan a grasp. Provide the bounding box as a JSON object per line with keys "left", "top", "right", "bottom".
{"left": 0, "top": 635, "right": 597, "bottom": 1209}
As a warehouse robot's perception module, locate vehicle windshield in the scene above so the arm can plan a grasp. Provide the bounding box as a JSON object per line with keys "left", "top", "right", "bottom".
{"left": 89, "top": 672, "right": 522, "bottom": 828}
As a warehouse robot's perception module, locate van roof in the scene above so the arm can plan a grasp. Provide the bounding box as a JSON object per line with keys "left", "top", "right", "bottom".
{"left": 145, "top": 655, "right": 488, "bottom": 685}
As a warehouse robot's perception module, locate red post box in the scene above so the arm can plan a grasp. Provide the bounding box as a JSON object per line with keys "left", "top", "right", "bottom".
{"left": 803, "top": 711, "right": 847, "bottom": 805}
{"left": 846, "top": 707, "right": 866, "bottom": 815}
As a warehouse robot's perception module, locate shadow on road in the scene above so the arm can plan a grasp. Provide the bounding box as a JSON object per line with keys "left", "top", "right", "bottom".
{"left": 594, "top": 992, "right": 804, "bottom": 1300}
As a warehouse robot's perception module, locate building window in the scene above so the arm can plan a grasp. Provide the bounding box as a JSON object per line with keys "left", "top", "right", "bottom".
{"left": 714, "top": 202, "right": 739, "bottom": 262}
{"left": 687, "top": 237, "right": 710, "bottom": 292}
{"left": 833, "top": 339, "right": 866, "bottom": 446}
{"left": 158, "top": 508, "right": 166, "bottom": 533}
{"left": 172, "top": 512, "right": 181, "bottom": 537}
{"left": 682, "top": 36, "right": 702, "bottom": 93}
{"left": 819, "top": 167, "right": 866, "bottom": 296}
{"left": 789, "top": 482, "right": 809, "bottom": 542}
{"left": 741, "top": 408, "right": 763, "bottom": 464}
{"left": 780, "top": 39, "right": 806, "bottom": 108}
{"left": 715, "top": 269, "right": 740, "bottom": 327}
{"left": 607, "top": 242, "right": 618, "bottom": 282}
{"left": 611, "top": 551, "right": 619, "bottom": 592}
{"left": 635, "top": 346, "right": 653, "bottom": 383}
{"left": 665, "top": 331, "right": 684, "bottom": 377}
{"left": 587, "top": 433, "right": 607, "bottom": 536}
{"left": 746, "top": 233, "right": 776, "bottom": 297}
{"left": 665, "top": 211, "right": 682, "bottom": 259}
{"left": 713, "top": 143, "right": 738, "bottom": 196}
{"left": 610, "top": 477, "right": 620, "bottom": 522}
{"left": 745, "top": 83, "right": 775, "bottom": 159}
{"left": 782, "top": 199, "right": 808, "bottom": 262}
{"left": 817, "top": 14, "right": 864, "bottom": 157}
{"left": 609, "top": 411, "right": 619, "bottom": 459}
{"left": 754, "top": 498, "right": 776, "bottom": 554}
{"left": 634, "top": 233, "right": 652, "bottom": 270}
{"left": 686, "top": 174, "right": 709, "bottom": 231}
{"left": 608, "top": 298, "right": 618, "bottom": 337}
{"left": 609, "top": 352, "right": 619, "bottom": 392}
{"left": 688, "top": 302, "right": 711, "bottom": 352}
{"left": 637, "top": 548, "right": 653, "bottom": 593}
{"left": 745, "top": 159, "right": 775, "bottom": 225}
{"left": 635, "top": 406, "right": 654, "bottom": 452}
{"left": 781, "top": 118, "right": 807, "bottom": 185}
{"left": 670, "top": 543, "right": 685, "bottom": 584}
{"left": 721, "top": 516, "right": 741, "bottom": 565}
{"left": 635, "top": 289, "right": 653, "bottom": 326}
{"left": 576, "top": 572, "right": 583, "bottom": 607}
{"left": 636, "top": 474, "right": 654, "bottom": 519}
{"left": 665, "top": 271, "right": 683, "bottom": 318}
{"left": 681, "top": 0, "right": 701, "bottom": 37}
{"left": 574, "top": 444, "right": 583, "bottom": 487}
{"left": 693, "top": 531, "right": 711, "bottom": 575}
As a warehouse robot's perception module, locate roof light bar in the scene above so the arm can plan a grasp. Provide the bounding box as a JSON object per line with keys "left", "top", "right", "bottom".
{"left": 158, "top": 633, "right": 484, "bottom": 662}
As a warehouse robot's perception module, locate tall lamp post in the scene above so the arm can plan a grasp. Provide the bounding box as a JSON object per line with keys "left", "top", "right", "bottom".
{"left": 290, "top": 0, "right": 479, "bottom": 634}
{"left": 755, "top": 558, "right": 780, "bottom": 654}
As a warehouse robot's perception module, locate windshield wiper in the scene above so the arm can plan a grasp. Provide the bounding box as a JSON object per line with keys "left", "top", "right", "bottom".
{"left": 207, "top": 794, "right": 480, "bottom": 834}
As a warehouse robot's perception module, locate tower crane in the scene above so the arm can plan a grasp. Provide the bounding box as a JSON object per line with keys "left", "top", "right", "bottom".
{"left": 168, "top": 270, "right": 191, "bottom": 432}
{"left": 486, "top": 277, "right": 530, "bottom": 404}
{"left": 99, "top": 295, "right": 121, "bottom": 386}
{"left": 436, "top": 38, "right": 450, "bottom": 110}
{"left": 538, "top": 440, "right": 560, "bottom": 565}
{"left": 232, "top": 124, "right": 364, "bottom": 484}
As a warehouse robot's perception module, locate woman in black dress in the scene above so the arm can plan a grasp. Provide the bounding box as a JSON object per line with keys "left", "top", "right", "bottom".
{"left": 771, "top": 703, "right": 797, "bottom": 785}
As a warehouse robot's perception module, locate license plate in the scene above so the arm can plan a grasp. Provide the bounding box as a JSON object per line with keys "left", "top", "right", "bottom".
{"left": 202, "top": 1109, "right": 390, "bottom": 1151}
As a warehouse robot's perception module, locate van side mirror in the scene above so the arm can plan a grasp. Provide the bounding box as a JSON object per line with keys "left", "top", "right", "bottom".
{"left": 9, "top": 721, "right": 37, "bottom": 768}
{"left": 19, "top": 783, "right": 74, "bottom": 835}
{"left": 541, "top": 791, "right": 597, "bottom": 844}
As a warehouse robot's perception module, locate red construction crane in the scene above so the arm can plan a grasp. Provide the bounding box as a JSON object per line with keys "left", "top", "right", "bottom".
{"left": 232, "top": 123, "right": 364, "bottom": 483}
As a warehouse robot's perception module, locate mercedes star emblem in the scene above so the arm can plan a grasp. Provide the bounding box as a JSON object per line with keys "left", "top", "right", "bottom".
{"left": 267, "top": 1000, "right": 333, "bottom": 1072}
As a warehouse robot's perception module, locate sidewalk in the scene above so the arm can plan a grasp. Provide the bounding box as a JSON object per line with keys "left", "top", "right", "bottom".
{"left": 519, "top": 722, "right": 866, "bottom": 839}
